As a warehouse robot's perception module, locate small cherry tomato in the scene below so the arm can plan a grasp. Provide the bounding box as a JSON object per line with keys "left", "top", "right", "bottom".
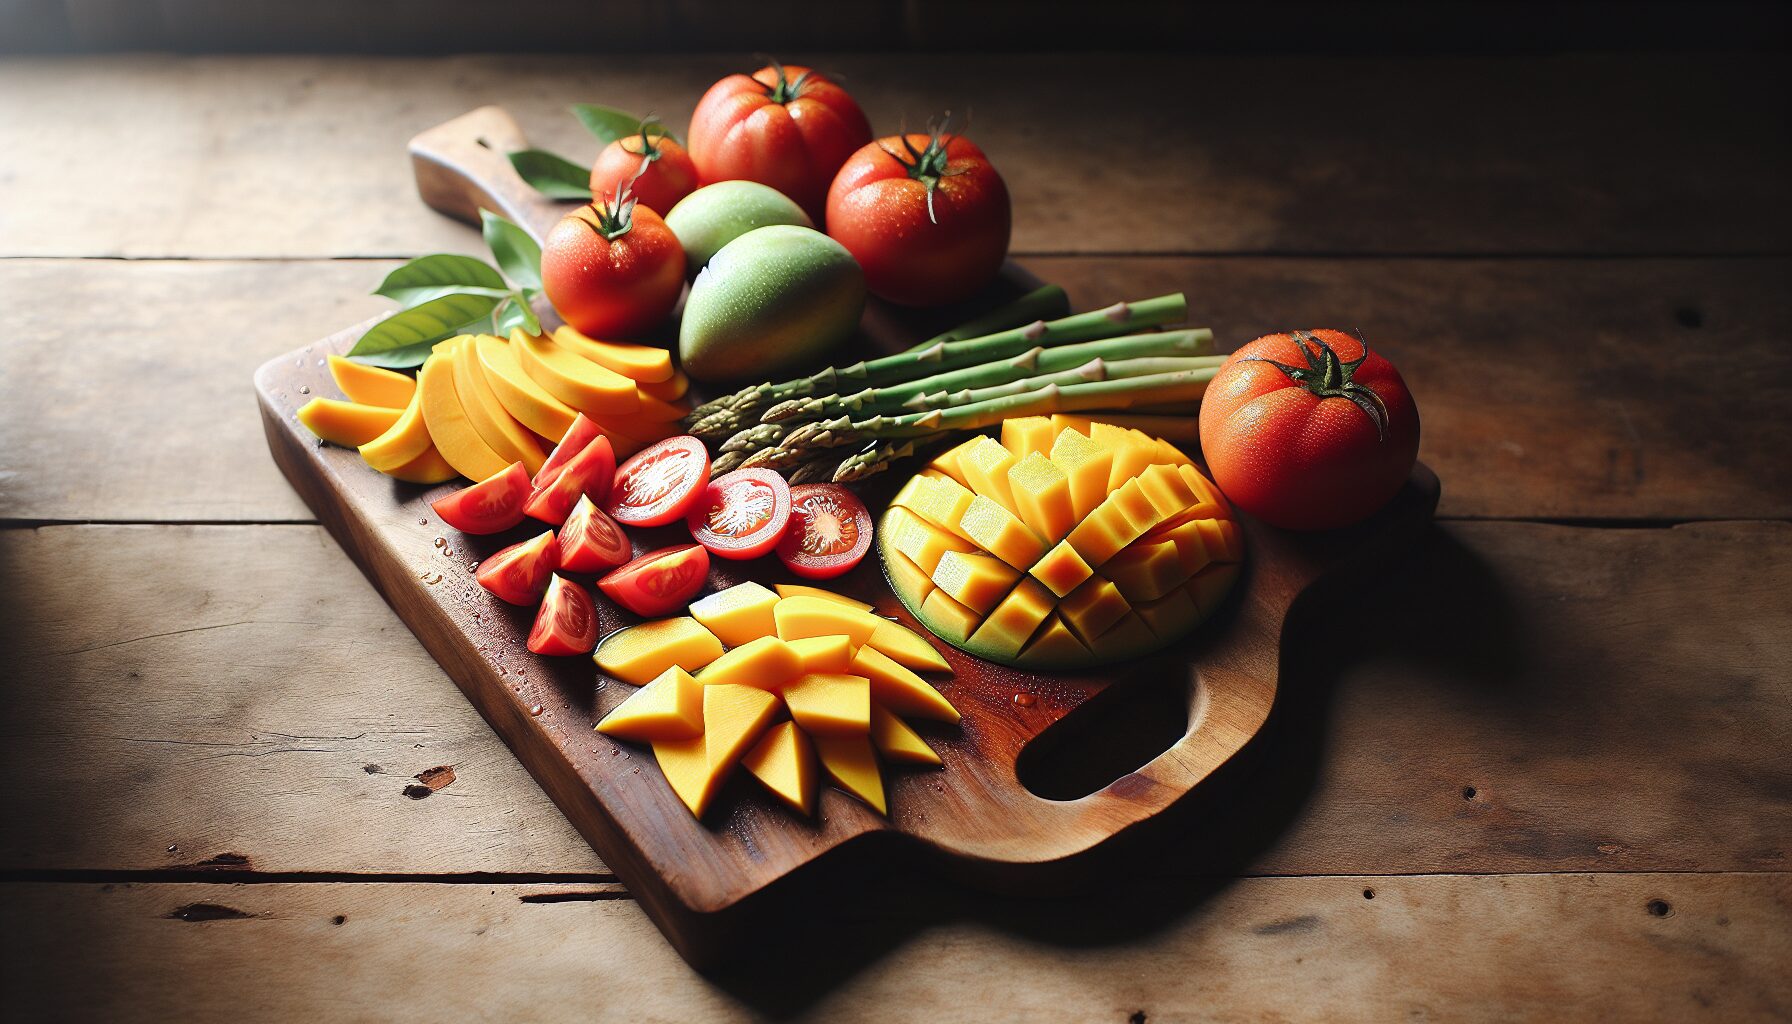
{"left": 559, "top": 495, "right": 634, "bottom": 573}
{"left": 430, "top": 461, "right": 530, "bottom": 535}
{"left": 476, "top": 530, "right": 561, "bottom": 606}
{"left": 776, "top": 484, "right": 872, "bottom": 579}
{"left": 532, "top": 413, "right": 602, "bottom": 493}
{"left": 524, "top": 433, "right": 615, "bottom": 527}
{"left": 540, "top": 188, "right": 685, "bottom": 339}
{"left": 528, "top": 575, "right": 598, "bottom": 656}
{"left": 606, "top": 435, "right": 711, "bottom": 528}
{"left": 599, "top": 543, "right": 710, "bottom": 617}
{"left": 589, "top": 131, "right": 699, "bottom": 217}
{"left": 686, "top": 468, "right": 792, "bottom": 561}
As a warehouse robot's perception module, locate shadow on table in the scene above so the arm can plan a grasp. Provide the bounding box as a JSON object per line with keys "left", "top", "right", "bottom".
{"left": 701, "top": 522, "right": 1520, "bottom": 1017}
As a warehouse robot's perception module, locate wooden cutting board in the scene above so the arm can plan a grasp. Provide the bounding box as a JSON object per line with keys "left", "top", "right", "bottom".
{"left": 254, "top": 107, "right": 1441, "bottom": 968}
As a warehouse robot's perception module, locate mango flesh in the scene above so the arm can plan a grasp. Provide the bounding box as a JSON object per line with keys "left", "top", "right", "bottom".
{"left": 418, "top": 344, "right": 511, "bottom": 481}
{"left": 695, "top": 635, "right": 803, "bottom": 689}
{"left": 688, "top": 582, "right": 781, "bottom": 648}
{"left": 450, "top": 336, "right": 546, "bottom": 474}
{"left": 651, "top": 683, "right": 780, "bottom": 818}
{"left": 297, "top": 398, "right": 402, "bottom": 447}
{"left": 812, "top": 734, "right": 886, "bottom": 814}
{"left": 773, "top": 584, "right": 873, "bottom": 613}
{"left": 328, "top": 355, "right": 415, "bottom": 409}
{"left": 594, "top": 617, "right": 725, "bottom": 686}
{"left": 678, "top": 225, "right": 865, "bottom": 382}
{"left": 740, "top": 720, "right": 816, "bottom": 815}
{"left": 595, "top": 667, "right": 703, "bottom": 742}
{"left": 665, "top": 180, "right": 814, "bottom": 278}
{"left": 781, "top": 673, "right": 871, "bottom": 736}
{"left": 870, "top": 704, "right": 941, "bottom": 767}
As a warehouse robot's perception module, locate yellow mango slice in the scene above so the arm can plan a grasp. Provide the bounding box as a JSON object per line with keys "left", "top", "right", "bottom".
{"left": 772, "top": 584, "right": 873, "bottom": 613}
{"left": 1112, "top": 478, "right": 1168, "bottom": 534}
{"left": 1085, "top": 611, "right": 1156, "bottom": 658}
{"left": 1104, "top": 537, "right": 1188, "bottom": 603}
{"left": 813, "top": 734, "right": 885, "bottom": 814}
{"left": 594, "top": 617, "right": 725, "bottom": 686}
{"left": 1179, "top": 463, "right": 1232, "bottom": 518}
{"left": 870, "top": 704, "right": 941, "bottom": 767}
{"left": 631, "top": 388, "right": 690, "bottom": 423}
{"left": 451, "top": 336, "right": 546, "bottom": 474}
{"left": 695, "top": 635, "right": 802, "bottom": 689}
{"left": 1152, "top": 437, "right": 1195, "bottom": 467}
{"left": 513, "top": 328, "right": 639, "bottom": 416}
{"left": 1059, "top": 576, "right": 1130, "bottom": 644}
{"left": 958, "top": 495, "right": 1047, "bottom": 572}
{"left": 1136, "top": 463, "right": 1200, "bottom": 518}
{"left": 1016, "top": 613, "right": 1089, "bottom": 668}
{"left": 1151, "top": 516, "right": 1214, "bottom": 576}
{"left": 881, "top": 546, "right": 937, "bottom": 609}
{"left": 687, "top": 581, "right": 780, "bottom": 648}
{"left": 1048, "top": 427, "right": 1113, "bottom": 522}
{"left": 1188, "top": 562, "right": 1242, "bottom": 615}
{"left": 297, "top": 397, "right": 403, "bottom": 447}
{"left": 931, "top": 549, "right": 1021, "bottom": 616}
{"left": 919, "top": 588, "right": 981, "bottom": 645}
{"left": 1092, "top": 422, "right": 1155, "bottom": 490}
{"left": 418, "top": 344, "right": 511, "bottom": 482}
{"left": 327, "top": 354, "right": 415, "bottom": 409}
{"left": 1007, "top": 451, "right": 1075, "bottom": 545}
{"left": 595, "top": 667, "right": 703, "bottom": 742}
{"left": 781, "top": 673, "right": 871, "bottom": 735}
{"left": 639, "top": 368, "right": 690, "bottom": 403}
{"left": 1000, "top": 415, "right": 1056, "bottom": 460}
{"left": 867, "top": 619, "right": 952, "bottom": 675}
{"left": 1194, "top": 518, "right": 1242, "bottom": 563}
{"left": 966, "top": 576, "right": 1055, "bottom": 662}
{"left": 552, "top": 325, "right": 674, "bottom": 383}
{"left": 931, "top": 436, "right": 980, "bottom": 489}
{"left": 359, "top": 385, "right": 433, "bottom": 471}
{"left": 850, "top": 644, "right": 959, "bottom": 723}
{"left": 1030, "top": 539, "right": 1094, "bottom": 598}
{"left": 651, "top": 683, "right": 780, "bottom": 818}
{"left": 893, "top": 473, "right": 978, "bottom": 544}
{"left": 788, "top": 634, "right": 855, "bottom": 674}
{"left": 885, "top": 505, "right": 977, "bottom": 575}
{"left": 1048, "top": 413, "right": 1096, "bottom": 440}
{"left": 474, "top": 333, "right": 579, "bottom": 442}
{"left": 740, "top": 721, "right": 815, "bottom": 815}
{"left": 384, "top": 443, "right": 458, "bottom": 484}
{"left": 1134, "top": 586, "right": 1199, "bottom": 639}
{"left": 958, "top": 435, "right": 1018, "bottom": 511}
{"left": 772, "top": 595, "right": 880, "bottom": 646}
{"left": 1066, "top": 481, "right": 1162, "bottom": 567}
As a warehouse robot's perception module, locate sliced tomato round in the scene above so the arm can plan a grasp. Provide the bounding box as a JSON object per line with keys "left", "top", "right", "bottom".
{"left": 475, "top": 530, "right": 561, "bottom": 605}
{"left": 431, "top": 461, "right": 530, "bottom": 535}
{"left": 526, "top": 433, "right": 615, "bottom": 527}
{"left": 686, "top": 468, "right": 792, "bottom": 561}
{"left": 559, "top": 495, "right": 634, "bottom": 573}
{"left": 606, "top": 435, "right": 710, "bottom": 528}
{"left": 528, "top": 574, "right": 598, "bottom": 656}
{"left": 532, "top": 413, "right": 602, "bottom": 492}
{"left": 598, "top": 543, "right": 710, "bottom": 618}
{"left": 776, "top": 484, "right": 872, "bottom": 580}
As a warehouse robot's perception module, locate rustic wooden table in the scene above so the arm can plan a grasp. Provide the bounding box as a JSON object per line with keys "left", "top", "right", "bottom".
{"left": 1, "top": 53, "right": 1788, "bottom": 1022}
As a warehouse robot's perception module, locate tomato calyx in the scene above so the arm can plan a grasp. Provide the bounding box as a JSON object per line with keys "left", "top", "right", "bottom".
{"left": 1243, "top": 330, "right": 1391, "bottom": 441}
{"left": 757, "top": 60, "right": 812, "bottom": 104}
{"left": 580, "top": 162, "right": 650, "bottom": 241}
{"left": 877, "top": 115, "right": 967, "bottom": 224}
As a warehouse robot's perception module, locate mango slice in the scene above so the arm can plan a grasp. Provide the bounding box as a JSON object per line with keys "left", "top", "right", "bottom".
{"left": 1103, "top": 537, "right": 1187, "bottom": 603}
{"left": 1017, "top": 613, "right": 1089, "bottom": 666}
{"left": 881, "top": 547, "right": 937, "bottom": 609}
{"left": 931, "top": 549, "right": 1020, "bottom": 616}
{"left": 688, "top": 582, "right": 781, "bottom": 648}
{"left": 696, "top": 635, "right": 802, "bottom": 689}
{"left": 957, "top": 435, "right": 1018, "bottom": 512}
{"left": 1030, "top": 539, "right": 1094, "bottom": 598}
{"left": 958, "top": 495, "right": 1046, "bottom": 571}
{"left": 1048, "top": 428, "right": 1113, "bottom": 522}
{"left": 1000, "top": 415, "right": 1056, "bottom": 461}
{"left": 772, "top": 584, "right": 873, "bottom": 613}
{"left": 866, "top": 619, "right": 951, "bottom": 674}
{"left": 870, "top": 704, "right": 941, "bottom": 767}
{"left": 885, "top": 505, "right": 976, "bottom": 575}
{"left": 740, "top": 721, "right": 815, "bottom": 815}
{"left": 451, "top": 336, "right": 546, "bottom": 474}
{"left": 594, "top": 617, "right": 725, "bottom": 686}
{"left": 781, "top": 673, "right": 871, "bottom": 736}
{"left": 595, "top": 666, "right": 703, "bottom": 742}
{"left": 327, "top": 354, "right": 415, "bottom": 409}
{"left": 812, "top": 734, "right": 885, "bottom": 814}
{"left": 788, "top": 635, "right": 854, "bottom": 674}
{"left": 1136, "top": 463, "right": 1200, "bottom": 518}
{"left": 1007, "top": 451, "right": 1075, "bottom": 545}
{"left": 552, "top": 325, "right": 674, "bottom": 383}
{"left": 850, "top": 645, "right": 959, "bottom": 723}
{"left": 966, "top": 576, "right": 1054, "bottom": 662}
{"left": 919, "top": 588, "right": 981, "bottom": 645}
{"left": 1058, "top": 576, "right": 1130, "bottom": 645}
{"left": 931, "top": 436, "right": 979, "bottom": 489}
{"left": 384, "top": 443, "right": 459, "bottom": 484}
{"left": 651, "top": 683, "right": 780, "bottom": 818}
{"left": 893, "top": 474, "right": 977, "bottom": 544}
{"left": 639, "top": 368, "right": 691, "bottom": 403}
{"left": 772, "top": 595, "right": 880, "bottom": 646}
{"left": 474, "top": 333, "right": 580, "bottom": 442}
{"left": 359, "top": 385, "right": 434, "bottom": 472}
{"left": 297, "top": 397, "right": 403, "bottom": 447}
{"left": 513, "top": 329, "right": 639, "bottom": 416}
{"left": 1092, "top": 422, "right": 1154, "bottom": 491}
{"left": 418, "top": 344, "right": 511, "bottom": 481}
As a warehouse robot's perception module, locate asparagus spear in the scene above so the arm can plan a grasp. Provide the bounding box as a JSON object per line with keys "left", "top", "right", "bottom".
{"left": 904, "top": 355, "right": 1223, "bottom": 413}
{"left": 896, "top": 284, "right": 1071, "bottom": 354}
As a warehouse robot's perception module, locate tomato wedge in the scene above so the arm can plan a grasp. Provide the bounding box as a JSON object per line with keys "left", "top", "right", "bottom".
{"left": 686, "top": 468, "right": 792, "bottom": 561}
{"left": 776, "top": 484, "right": 872, "bottom": 580}
{"left": 475, "top": 530, "right": 560, "bottom": 605}
{"left": 606, "top": 435, "right": 710, "bottom": 528}
{"left": 525, "top": 433, "right": 615, "bottom": 527}
{"left": 559, "top": 495, "right": 634, "bottom": 573}
{"left": 533, "top": 413, "right": 602, "bottom": 492}
{"left": 430, "top": 461, "right": 530, "bottom": 535}
{"left": 598, "top": 543, "right": 710, "bottom": 617}
{"left": 528, "top": 574, "right": 598, "bottom": 656}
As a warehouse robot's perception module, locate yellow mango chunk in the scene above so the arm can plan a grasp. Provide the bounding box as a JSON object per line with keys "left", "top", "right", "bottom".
{"left": 880, "top": 546, "right": 937, "bottom": 609}
{"left": 630, "top": 388, "right": 689, "bottom": 423}
{"left": 781, "top": 673, "right": 871, "bottom": 736}
{"left": 1152, "top": 437, "right": 1195, "bottom": 467}
{"left": 297, "top": 397, "right": 403, "bottom": 447}
{"left": 866, "top": 619, "right": 952, "bottom": 674}
{"left": 1007, "top": 451, "right": 1075, "bottom": 545}
{"left": 1059, "top": 576, "right": 1130, "bottom": 644}
{"left": 959, "top": 495, "right": 1047, "bottom": 571}
{"left": 688, "top": 581, "right": 780, "bottom": 648}
{"left": 1178, "top": 463, "right": 1231, "bottom": 519}
{"left": 639, "top": 368, "right": 690, "bottom": 403}
{"left": 1092, "top": 422, "right": 1155, "bottom": 490}
{"left": 695, "top": 635, "right": 803, "bottom": 689}
{"left": 1030, "top": 539, "right": 1094, "bottom": 598}
{"left": 1086, "top": 611, "right": 1156, "bottom": 658}
{"left": 1188, "top": 562, "right": 1242, "bottom": 615}
{"left": 958, "top": 434, "right": 1019, "bottom": 511}
{"left": 885, "top": 505, "right": 977, "bottom": 575}
{"left": 327, "top": 354, "right": 415, "bottom": 409}
{"left": 1048, "top": 428, "right": 1113, "bottom": 522}
{"left": 1016, "top": 613, "right": 1089, "bottom": 668}
{"left": 418, "top": 343, "right": 511, "bottom": 481}
{"left": 359, "top": 385, "right": 433, "bottom": 472}
{"left": 894, "top": 474, "right": 978, "bottom": 544}
{"left": 474, "top": 333, "right": 579, "bottom": 442}
{"left": 813, "top": 733, "right": 885, "bottom": 814}
{"left": 451, "top": 336, "right": 546, "bottom": 474}
{"left": 1067, "top": 480, "right": 1162, "bottom": 567}
{"left": 384, "top": 443, "right": 458, "bottom": 484}
{"left": 1104, "top": 537, "right": 1189, "bottom": 603}
{"left": 967, "top": 576, "right": 1055, "bottom": 661}
{"left": 772, "top": 584, "right": 873, "bottom": 613}
{"left": 1151, "top": 516, "right": 1214, "bottom": 576}
{"left": 870, "top": 704, "right": 941, "bottom": 767}
{"left": 552, "top": 325, "right": 674, "bottom": 383}
{"left": 888, "top": 474, "right": 931, "bottom": 517}
{"left": 772, "top": 595, "right": 880, "bottom": 646}
{"left": 788, "top": 634, "right": 855, "bottom": 674}
{"left": 1113, "top": 478, "right": 1169, "bottom": 534}
{"left": 918, "top": 588, "right": 981, "bottom": 646}
{"left": 651, "top": 683, "right": 780, "bottom": 818}
{"left": 1134, "top": 586, "right": 1199, "bottom": 639}
{"left": 513, "top": 328, "right": 639, "bottom": 416}
{"left": 1136, "top": 463, "right": 1200, "bottom": 518}
{"left": 1048, "top": 413, "right": 1096, "bottom": 440}
{"left": 931, "top": 436, "right": 980, "bottom": 489}
{"left": 1000, "top": 415, "right": 1056, "bottom": 460}
{"left": 851, "top": 644, "right": 959, "bottom": 723}
{"left": 740, "top": 721, "right": 815, "bottom": 815}
{"left": 595, "top": 666, "right": 703, "bottom": 742}
{"left": 931, "top": 549, "right": 1021, "bottom": 616}
{"left": 594, "top": 617, "right": 725, "bottom": 686}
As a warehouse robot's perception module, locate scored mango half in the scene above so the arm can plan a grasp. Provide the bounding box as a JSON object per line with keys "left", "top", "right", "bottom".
{"left": 878, "top": 416, "right": 1243, "bottom": 670}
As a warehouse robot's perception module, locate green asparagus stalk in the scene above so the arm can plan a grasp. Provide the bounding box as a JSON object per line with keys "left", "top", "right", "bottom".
{"left": 903, "top": 355, "right": 1223, "bottom": 413}
{"left": 897, "top": 284, "right": 1071, "bottom": 354}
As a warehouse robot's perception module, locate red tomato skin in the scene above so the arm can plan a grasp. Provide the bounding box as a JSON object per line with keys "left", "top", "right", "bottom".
{"left": 599, "top": 544, "right": 710, "bottom": 617}
{"left": 687, "top": 65, "right": 872, "bottom": 224}
{"left": 524, "top": 433, "right": 616, "bottom": 527}
{"left": 686, "top": 468, "right": 793, "bottom": 561}
{"left": 558, "top": 496, "right": 633, "bottom": 573}
{"left": 826, "top": 134, "right": 1011, "bottom": 307}
{"left": 430, "top": 461, "right": 530, "bottom": 535}
{"left": 775, "top": 484, "right": 872, "bottom": 580}
{"left": 606, "top": 436, "right": 711, "bottom": 528}
{"left": 540, "top": 203, "right": 685, "bottom": 339}
{"left": 528, "top": 575, "right": 598, "bottom": 656}
{"left": 1198, "top": 330, "right": 1420, "bottom": 531}
{"left": 533, "top": 413, "right": 601, "bottom": 492}
{"left": 589, "top": 135, "right": 699, "bottom": 217}
{"left": 476, "top": 531, "right": 562, "bottom": 606}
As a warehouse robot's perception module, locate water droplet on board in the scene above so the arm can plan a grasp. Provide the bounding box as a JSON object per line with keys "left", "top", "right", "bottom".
{"left": 419, "top": 518, "right": 429, "bottom": 526}
{"left": 434, "top": 537, "right": 446, "bottom": 548}
{"left": 443, "top": 547, "right": 454, "bottom": 557}
{"left": 298, "top": 385, "right": 310, "bottom": 394}
{"left": 529, "top": 704, "right": 545, "bottom": 717}
{"left": 1013, "top": 692, "right": 1037, "bottom": 707}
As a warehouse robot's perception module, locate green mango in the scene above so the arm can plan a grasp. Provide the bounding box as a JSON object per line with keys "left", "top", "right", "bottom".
{"left": 664, "top": 181, "right": 813, "bottom": 278}
{"left": 679, "top": 225, "right": 865, "bottom": 382}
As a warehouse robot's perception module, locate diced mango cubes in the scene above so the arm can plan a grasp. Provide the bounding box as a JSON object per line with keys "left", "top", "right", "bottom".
{"left": 931, "top": 549, "right": 1021, "bottom": 616}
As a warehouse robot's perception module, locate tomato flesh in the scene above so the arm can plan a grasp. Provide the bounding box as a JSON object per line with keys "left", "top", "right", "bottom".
{"left": 525, "top": 432, "right": 615, "bottom": 527}
{"left": 686, "top": 468, "right": 792, "bottom": 561}
{"left": 476, "top": 530, "right": 561, "bottom": 605}
{"left": 430, "top": 461, "right": 530, "bottom": 535}
{"left": 776, "top": 484, "right": 872, "bottom": 580}
{"left": 559, "top": 495, "right": 634, "bottom": 573}
{"left": 533, "top": 414, "right": 602, "bottom": 492}
{"left": 528, "top": 575, "right": 598, "bottom": 656}
{"left": 598, "top": 543, "right": 710, "bottom": 617}
{"left": 606, "top": 435, "right": 711, "bottom": 528}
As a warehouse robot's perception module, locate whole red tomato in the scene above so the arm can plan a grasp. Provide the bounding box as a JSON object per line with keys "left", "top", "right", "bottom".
{"left": 589, "top": 131, "right": 698, "bottom": 216}
{"left": 1198, "top": 329, "right": 1420, "bottom": 531}
{"left": 687, "top": 62, "right": 871, "bottom": 224}
{"left": 540, "top": 188, "right": 685, "bottom": 339}
{"left": 826, "top": 127, "right": 1011, "bottom": 306}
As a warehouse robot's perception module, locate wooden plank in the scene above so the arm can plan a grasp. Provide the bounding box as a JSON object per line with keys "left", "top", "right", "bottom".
{"left": 0, "top": 54, "right": 1785, "bottom": 258}
{"left": 4, "top": 257, "right": 1786, "bottom": 524}
{"left": 1, "top": 874, "right": 1785, "bottom": 1021}
{"left": 3, "top": 519, "right": 1785, "bottom": 876}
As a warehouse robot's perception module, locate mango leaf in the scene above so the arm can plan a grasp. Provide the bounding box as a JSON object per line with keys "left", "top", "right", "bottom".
{"left": 481, "top": 211, "right": 543, "bottom": 293}
{"left": 373, "top": 254, "right": 507, "bottom": 307}
{"left": 508, "top": 148, "right": 593, "bottom": 200}
{"left": 347, "top": 292, "right": 499, "bottom": 368}
{"left": 571, "top": 103, "right": 676, "bottom": 146}
{"left": 494, "top": 293, "right": 540, "bottom": 337}
{"left": 351, "top": 339, "right": 439, "bottom": 370}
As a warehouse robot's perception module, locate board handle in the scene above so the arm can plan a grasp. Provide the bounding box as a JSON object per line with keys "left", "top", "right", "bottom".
{"left": 409, "top": 105, "right": 571, "bottom": 245}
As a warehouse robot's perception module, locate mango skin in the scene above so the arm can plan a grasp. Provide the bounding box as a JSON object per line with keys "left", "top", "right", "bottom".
{"left": 678, "top": 225, "right": 865, "bottom": 382}
{"left": 665, "top": 181, "right": 813, "bottom": 278}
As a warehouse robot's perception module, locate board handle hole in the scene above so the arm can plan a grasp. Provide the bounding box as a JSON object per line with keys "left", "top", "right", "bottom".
{"left": 1013, "top": 659, "right": 1198, "bottom": 801}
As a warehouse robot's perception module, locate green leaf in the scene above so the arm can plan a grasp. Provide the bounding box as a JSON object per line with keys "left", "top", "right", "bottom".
{"left": 481, "top": 210, "right": 544, "bottom": 294}
{"left": 350, "top": 340, "right": 439, "bottom": 370}
{"left": 372, "top": 254, "right": 506, "bottom": 307}
{"left": 347, "top": 292, "right": 499, "bottom": 366}
{"left": 571, "top": 104, "right": 677, "bottom": 146}
{"left": 493, "top": 294, "right": 540, "bottom": 337}
{"left": 508, "top": 148, "right": 593, "bottom": 200}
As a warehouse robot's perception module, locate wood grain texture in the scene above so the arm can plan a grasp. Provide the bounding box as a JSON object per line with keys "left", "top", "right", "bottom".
{"left": 1, "top": 54, "right": 1786, "bottom": 258}
{"left": 1, "top": 875, "right": 1785, "bottom": 1022}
